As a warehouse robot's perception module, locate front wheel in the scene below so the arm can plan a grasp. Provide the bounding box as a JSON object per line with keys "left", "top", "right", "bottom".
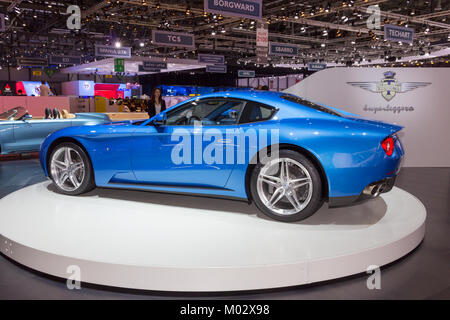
{"left": 250, "top": 150, "right": 324, "bottom": 222}
{"left": 49, "top": 142, "right": 95, "bottom": 195}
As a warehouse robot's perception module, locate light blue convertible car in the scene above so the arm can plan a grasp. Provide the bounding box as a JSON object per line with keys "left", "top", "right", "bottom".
{"left": 0, "top": 106, "right": 110, "bottom": 155}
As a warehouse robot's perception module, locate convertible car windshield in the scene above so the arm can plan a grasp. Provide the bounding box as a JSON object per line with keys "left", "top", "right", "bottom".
{"left": 0, "top": 107, "right": 28, "bottom": 121}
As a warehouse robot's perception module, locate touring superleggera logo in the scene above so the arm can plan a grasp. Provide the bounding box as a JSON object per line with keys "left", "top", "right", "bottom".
{"left": 347, "top": 71, "right": 431, "bottom": 101}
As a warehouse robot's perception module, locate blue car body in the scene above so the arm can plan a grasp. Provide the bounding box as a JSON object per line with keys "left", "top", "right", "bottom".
{"left": 0, "top": 111, "right": 110, "bottom": 154}
{"left": 39, "top": 91, "right": 404, "bottom": 205}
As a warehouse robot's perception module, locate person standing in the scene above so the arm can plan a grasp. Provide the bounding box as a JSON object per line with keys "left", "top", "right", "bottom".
{"left": 39, "top": 81, "right": 51, "bottom": 96}
{"left": 147, "top": 87, "right": 166, "bottom": 118}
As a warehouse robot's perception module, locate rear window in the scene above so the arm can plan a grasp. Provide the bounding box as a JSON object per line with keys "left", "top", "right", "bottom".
{"left": 281, "top": 94, "right": 341, "bottom": 117}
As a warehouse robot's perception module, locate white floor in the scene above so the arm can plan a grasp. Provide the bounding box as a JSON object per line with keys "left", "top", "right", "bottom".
{"left": 0, "top": 181, "right": 426, "bottom": 292}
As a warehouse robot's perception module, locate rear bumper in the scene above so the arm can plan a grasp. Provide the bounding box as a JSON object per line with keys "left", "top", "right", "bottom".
{"left": 329, "top": 176, "right": 397, "bottom": 207}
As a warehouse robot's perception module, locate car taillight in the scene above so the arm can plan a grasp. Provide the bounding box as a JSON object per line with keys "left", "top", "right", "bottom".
{"left": 381, "top": 136, "right": 394, "bottom": 156}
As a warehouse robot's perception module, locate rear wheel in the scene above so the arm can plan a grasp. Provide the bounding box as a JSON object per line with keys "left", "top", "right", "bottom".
{"left": 49, "top": 142, "right": 95, "bottom": 195}
{"left": 250, "top": 150, "right": 324, "bottom": 222}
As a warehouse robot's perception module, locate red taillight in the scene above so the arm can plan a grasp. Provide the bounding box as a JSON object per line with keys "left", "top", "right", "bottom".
{"left": 381, "top": 136, "right": 394, "bottom": 156}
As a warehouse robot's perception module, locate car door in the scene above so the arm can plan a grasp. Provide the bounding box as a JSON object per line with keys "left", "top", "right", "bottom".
{"left": 12, "top": 119, "right": 71, "bottom": 153}
{"left": 131, "top": 98, "right": 246, "bottom": 189}
{"left": 0, "top": 121, "right": 15, "bottom": 154}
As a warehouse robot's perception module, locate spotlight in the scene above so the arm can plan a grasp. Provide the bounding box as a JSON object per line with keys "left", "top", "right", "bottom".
{"left": 140, "top": 42, "right": 145, "bottom": 47}
{"left": 115, "top": 41, "right": 121, "bottom": 48}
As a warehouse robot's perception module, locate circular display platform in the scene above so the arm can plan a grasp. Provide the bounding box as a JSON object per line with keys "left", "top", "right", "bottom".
{"left": 0, "top": 181, "right": 425, "bottom": 292}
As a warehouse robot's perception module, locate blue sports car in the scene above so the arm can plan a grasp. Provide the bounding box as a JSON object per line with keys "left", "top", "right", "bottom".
{"left": 0, "top": 107, "right": 110, "bottom": 155}
{"left": 39, "top": 91, "right": 404, "bottom": 222}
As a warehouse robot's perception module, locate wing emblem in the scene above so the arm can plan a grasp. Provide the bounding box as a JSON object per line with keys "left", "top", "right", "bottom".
{"left": 347, "top": 71, "right": 431, "bottom": 101}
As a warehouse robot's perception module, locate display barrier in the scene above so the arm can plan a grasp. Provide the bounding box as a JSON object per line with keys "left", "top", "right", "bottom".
{"left": 0, "top": 96, "right": 71, "bottom": 117}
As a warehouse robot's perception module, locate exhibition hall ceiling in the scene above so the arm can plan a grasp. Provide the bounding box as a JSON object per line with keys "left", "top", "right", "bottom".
{"left": 0, "top": 0, "right": 449, "bottom": 72}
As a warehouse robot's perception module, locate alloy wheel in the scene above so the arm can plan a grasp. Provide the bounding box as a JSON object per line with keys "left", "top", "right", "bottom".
{"left": 256, "top": 158, "right": 313, "bottom": 215}
{"left": 50, "top": 147, "right": 85, "bottom": 192}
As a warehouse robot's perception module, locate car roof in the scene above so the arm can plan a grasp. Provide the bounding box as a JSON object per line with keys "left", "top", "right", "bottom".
{"left": 197, "top": 90, "right": 284, "bottom": 101}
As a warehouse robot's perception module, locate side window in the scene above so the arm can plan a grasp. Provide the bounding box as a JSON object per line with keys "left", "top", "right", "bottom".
{"left": 165, "top": 98, "right": 245, "bottom": 126}
{"left": 240, "top": 101, "right": 277, "bottom": 124}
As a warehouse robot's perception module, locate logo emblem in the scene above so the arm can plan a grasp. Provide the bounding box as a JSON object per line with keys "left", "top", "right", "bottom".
{"left": 347, "top": 71, "right": 431, "bottom": 101}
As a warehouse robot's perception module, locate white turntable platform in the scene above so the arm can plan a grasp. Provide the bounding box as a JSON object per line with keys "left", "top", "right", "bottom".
{"left": 0, "top": 181, "right": 426, "bottom": 292}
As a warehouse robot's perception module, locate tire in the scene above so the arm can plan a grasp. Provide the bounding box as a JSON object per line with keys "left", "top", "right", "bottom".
{"left": 250, "top": 150, "right": 324, "bottom": 222}
{"left": 48, "top": 142, "right": 95, "bottom": 195}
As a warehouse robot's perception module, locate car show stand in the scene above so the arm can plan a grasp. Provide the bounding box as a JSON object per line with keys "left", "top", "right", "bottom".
{"left": 0, "top": 182, "right": 426, "bottom": 292}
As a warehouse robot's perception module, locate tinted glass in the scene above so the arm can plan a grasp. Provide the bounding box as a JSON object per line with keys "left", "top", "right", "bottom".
{"left": 240, "top": 101, "right": 277, "bottom": 124}
{"left": 165, "top": 99, "right": 245, "bottom": 126}
{"left": 281, "top": 94, "right": 341, "bottom": 117}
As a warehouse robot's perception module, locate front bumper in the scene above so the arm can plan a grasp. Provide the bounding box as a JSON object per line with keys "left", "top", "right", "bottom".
{"left": 329, "top": 176, "right": 397, "bottom": 207}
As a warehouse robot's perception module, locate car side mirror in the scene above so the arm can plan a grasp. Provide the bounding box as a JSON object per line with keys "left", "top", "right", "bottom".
{"left": 153, "top": 113, "right": 167, "bottom": 126}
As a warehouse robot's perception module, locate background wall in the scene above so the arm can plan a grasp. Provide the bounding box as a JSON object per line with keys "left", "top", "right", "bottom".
{"left": 285, "top": 67, "right": 450, "bottom": 167}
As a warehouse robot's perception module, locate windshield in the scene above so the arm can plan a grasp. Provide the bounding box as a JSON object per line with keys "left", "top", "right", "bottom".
{"left": 0, "top": 107, "right": 28, "bottom": 121}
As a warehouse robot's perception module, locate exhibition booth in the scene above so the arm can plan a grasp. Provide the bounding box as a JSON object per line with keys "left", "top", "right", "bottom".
{"left": 3, "top": 66, "right": 448, "bottom": 292}
{"left": 0, "top": 0, "right": 448, "bottom": 301}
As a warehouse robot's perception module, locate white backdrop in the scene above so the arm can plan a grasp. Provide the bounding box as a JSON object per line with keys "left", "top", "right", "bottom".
{"left": 285, "top": 67, "right": 450, "bottom": 167}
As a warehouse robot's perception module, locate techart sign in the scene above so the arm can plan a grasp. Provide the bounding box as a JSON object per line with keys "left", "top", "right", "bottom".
{"left": 269, "top": 42, "right": 298, "bottom": 57}
{"left": 152, "top": 30, "right": 195, "bottom": 48}
{"left": 347, "top": 71, "right": 431, "bottom": 102}
{"left": 384, "top": 24, "right": 414, "bottom": 44}
{"left": 95, "top": 45, "right": 131, "bottom": 58}
{"left": 204, "top": 0, "right": 262, "bottom": 20}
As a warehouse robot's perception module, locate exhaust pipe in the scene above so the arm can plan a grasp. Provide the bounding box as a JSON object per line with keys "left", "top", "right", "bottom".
{"left": 363, "top": 184, "right": 382, "bottom": 198}
{"left": 371, "top": 185, "right": 381, "bottom": 197}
